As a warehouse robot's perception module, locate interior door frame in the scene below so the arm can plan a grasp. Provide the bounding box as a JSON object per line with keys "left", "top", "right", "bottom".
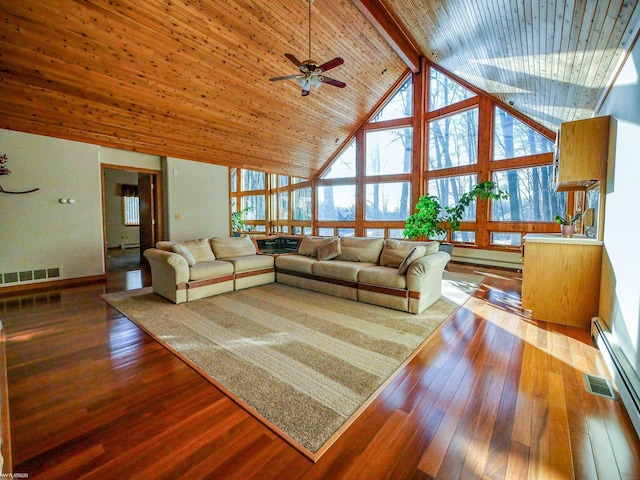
{"left": 101, "top": 163, "right": 164, "bottom": 273}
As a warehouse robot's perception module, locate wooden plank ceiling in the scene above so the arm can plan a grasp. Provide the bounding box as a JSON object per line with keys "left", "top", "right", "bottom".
{"left": 1, "top": 1, "right": 639, "bottom": 178}
{"left": 382, "top": 0, "right": 640, "bottom": 131}
{"left": 0, "top": 0, "right": 406, "bottom": 178}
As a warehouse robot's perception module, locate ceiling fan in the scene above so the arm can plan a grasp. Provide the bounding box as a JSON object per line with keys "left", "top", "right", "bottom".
{"left": 269, "top": 0, "right": 346, "bottom": 96}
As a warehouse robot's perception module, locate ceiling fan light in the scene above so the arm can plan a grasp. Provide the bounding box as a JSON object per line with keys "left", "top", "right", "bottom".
{"left": 309, "top": 74, "right": 323, "bottom": 89}
{"left": 296, "top": 76, "right": 311, "bottom": 91}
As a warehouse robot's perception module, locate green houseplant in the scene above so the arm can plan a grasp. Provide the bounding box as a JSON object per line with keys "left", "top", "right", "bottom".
{"left": 231, "top": 206, "right": 252, "bottom": 235}
{"left": 554, "top": 213, "right": 582, "bottom": 237}
{"left": 403, "top": 182, "right": 510, "bottom": 251}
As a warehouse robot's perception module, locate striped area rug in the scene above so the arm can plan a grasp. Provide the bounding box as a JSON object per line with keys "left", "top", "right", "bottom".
{"left": 102, "top": 271, "right": 483, "bottom": 460}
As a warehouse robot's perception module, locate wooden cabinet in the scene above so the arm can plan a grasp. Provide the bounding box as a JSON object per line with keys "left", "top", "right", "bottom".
{"left": 554, "top": 116, "right": 610, "bottom": 191}
{"left": 522, "top": 234, "right": 602, "bottom": 329}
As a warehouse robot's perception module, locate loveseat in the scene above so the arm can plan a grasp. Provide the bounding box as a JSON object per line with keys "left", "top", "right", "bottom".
{"left": 143, "top": 236, "right": 274, "bottom": 303}
{"left": 275, "top": 236, "right": 449, "bottom": 314}
{"left": 144, "top": 235, "right": 449, "bottom": 314}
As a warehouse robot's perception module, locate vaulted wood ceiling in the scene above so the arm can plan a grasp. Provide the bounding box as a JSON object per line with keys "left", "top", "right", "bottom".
{"left": 1, "top": 1, "right": 638, "bottom": 178}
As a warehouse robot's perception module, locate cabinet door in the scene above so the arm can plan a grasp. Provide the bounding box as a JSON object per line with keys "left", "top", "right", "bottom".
{"left": 555, "top": 116, "right": 609, "bottom": 191}
{"left": 522, "top": 242, "right": 602, "bottom": 328}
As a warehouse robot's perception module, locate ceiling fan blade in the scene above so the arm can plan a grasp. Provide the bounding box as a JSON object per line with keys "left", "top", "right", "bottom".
{"left": 318, "top": 57, "right": 344, "bottom": 73}
{"left": 320, "top": 76, "right": 346, "bottom": 88}
{"left": 285, "top": 53, "right": 304, "bottom": 68}
{"left": 269, "top": 75, "right": 300, "bottom": 82}
{"left": 301, "top": 89, "right": 310, "bottom": 97}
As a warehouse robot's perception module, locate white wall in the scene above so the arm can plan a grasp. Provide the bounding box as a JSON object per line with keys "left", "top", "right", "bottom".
{"left": 163, "top": 157, "right": 229, "bottom": 241}
{"left": 597, "top": 36, "right": 640, "bottom": 372}
{"left": 0, "top": 129, "right": 229, "bottom": 288}
{"left": 0, "top": 130, "right": 105, "bottom": 282}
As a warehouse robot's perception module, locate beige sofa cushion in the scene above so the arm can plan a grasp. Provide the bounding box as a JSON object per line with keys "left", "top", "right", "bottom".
{"left": 312, "top": 260, "right": 376, "bottom": 282}
{"left": 189, "top": 260, "right": 234, "bottom": 281}
{"left": 171, "top": 238, "right": 216, "bottom": 266}
{"left": 317, "top": 238, "right": 341, "bottom": 261}
{"left": 210, "top": 236, "right": 256, "bottom": 259}
{"left": 398, "top": 246, "right": 427, "bottom": 274}
{"left": 275, "top": 255, "right": 318, "bottom": 274}
{"left": 358, "top": 266, "right": 407, "bottom": 289}
{"left": 334, "top": 237, "right": 384, "bottom": 263}
{"left": 298, "top": 236, "right": 338, "bottom": 257}
{"left": 171, "top": 244, "right": 197, "bottom": 266}
{"left": 223, "top": 254, "right": 274, "bottom": 273}
{"left": 380, "top": 239, "right": 439, "bottom": 267}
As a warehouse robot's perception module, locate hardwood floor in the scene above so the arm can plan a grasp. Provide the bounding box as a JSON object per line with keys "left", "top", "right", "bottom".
{"left": 1, "top": 262, "right": 639, "bottom": 479}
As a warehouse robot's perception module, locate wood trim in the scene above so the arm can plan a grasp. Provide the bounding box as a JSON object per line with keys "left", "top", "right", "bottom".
{"left": 0, "top": 323, "right": 12, "bottom": 474}
{"left": 0, "top": 274, "right": 106, "bottom": 297}
{"left": 409, "top": 291, "right": 420, "bottom": 299}
{"left": 351, "top": 0, "right": 421, "bottom": 73}
{"left": 186, "top": 275, "right": 235, "bottom": 289}
{"left": 276, "top": 269, "right": 358, "bottom": 289}
{"left": 234, "top": 268, "right": 275, "bottom": 279}
{"left": 358, "top": 283, "right": 409, "bottom": 298}
{"left": 176, "top": 282, "right": 188, "bottom": 291}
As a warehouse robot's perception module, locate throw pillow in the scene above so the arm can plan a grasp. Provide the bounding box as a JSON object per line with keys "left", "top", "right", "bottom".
{"left": 172, "top": 238, "right": 216, "bottom": 265}
{"left": 380, "top": 239, "right": 439, "bottom": 267}
{"left": 397, "top": 246, "right": 427, "bottom": 274}
{"left": 334, "top": 237, "right": 384, "bottom": 263}
{"left": 171, "top": 243, "right": 197, "bottom": 266}
{"left": 297, "top": 236, "right": 338, "bottom": 258}
{"left": 317, "top": 238, "right": 341, "bottom": 261}
{"left": 210, "top": 235, "right": 257, "bottom": 259}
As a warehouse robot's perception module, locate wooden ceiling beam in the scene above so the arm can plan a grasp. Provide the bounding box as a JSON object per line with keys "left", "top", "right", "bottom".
{"left": 351, "top": 0, "right": 421, "bottom": 73}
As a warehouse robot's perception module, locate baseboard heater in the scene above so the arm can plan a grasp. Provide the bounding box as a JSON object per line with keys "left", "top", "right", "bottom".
{"left": 591, "top": 317, "right": 640, "bottom": 438}
{"left": 120, "top": 242, "right": 140, "bottom": 249}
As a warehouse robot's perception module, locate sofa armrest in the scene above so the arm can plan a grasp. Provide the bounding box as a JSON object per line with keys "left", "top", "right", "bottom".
{"left": 143, "top": 248, "right": 190, "bottom": 303}
{"left": 406, "top": 251, "right": 450, "bottom": 313}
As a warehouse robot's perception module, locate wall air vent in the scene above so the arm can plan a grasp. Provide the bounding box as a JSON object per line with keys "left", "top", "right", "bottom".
{"left": 1, "top": 267, "right": 61, "bottom": 285}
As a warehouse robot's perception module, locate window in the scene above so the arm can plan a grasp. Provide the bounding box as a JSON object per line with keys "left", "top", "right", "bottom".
{"left": 123, "top": 196, "right": 139, "bottom": 226}
{"left": 365, "top": 182, "right": 411, "bottom": 220}
{"left": 428, "top": 109, "right": 478, "bottom": 170}
{"left": 366, "top": 229, "right": 385, "bottom": 237}
{"left": 243, "top": 195, "right": 266, "bottom": 220}
{"left": 493, "top": 108, "right": 554, "bottom": 160}
{"left": 242, "top": 170, "right": 265, "bottom": 191}
{"left": 322, "top": 140, "right": 356, "bottom": 179}
{"left": 278, "top": 192, "right": 288, "bottom": 220}
{"left": 491, "top": 166, "right": 566, "bottom": 222}
{"left": 371, "top": 76, "right": 413, "bottom": 122}
{"left": 453, "top": 231, "right": 476, "bottom": 243}
{"left": 429, "top": 68, "right": 476, "bottom": 111}
{"left": 491, "top": 232, "right": 522, "bottom": 247}
{"left": 366, "top": 128, "right": 413, "bottom": 175}
{"left": 317, "top": 227, "right": 334, "bottom": 236}
{"left": 317, "top": 185, "right": 356, "bottom": 221}
{"left": 293, "top": 187, "right": 312, "bottom": 221}
{"left": 428, "top": 174, "right": 478, "bottom": 221}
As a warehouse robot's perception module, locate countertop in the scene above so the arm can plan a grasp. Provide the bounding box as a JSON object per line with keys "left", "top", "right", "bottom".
{"left": 523, "top": 233, "right": 603, "bottom": 246}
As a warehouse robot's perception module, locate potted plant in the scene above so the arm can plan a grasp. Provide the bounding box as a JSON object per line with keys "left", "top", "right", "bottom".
{"left": 403, "top": 181, "right": 510, "bottom": 255}
{"left": 554, "top": 213, "right": 582, "bottom": 237}
{"left": 231, "top": 206, "right": 252, "bottom": 236}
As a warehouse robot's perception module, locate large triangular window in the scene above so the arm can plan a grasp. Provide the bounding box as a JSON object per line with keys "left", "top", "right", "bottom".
{"left": 321, "top": 140, "right": 356, "bottom": 179}
{"left": 370, "top": 77, "right": 413, "bottom": 122}
{"left": 493, "top": 107, "right": 554, "bottom": 160}
{"left": 429, "top": 68, "right": 476, "bottom": 111}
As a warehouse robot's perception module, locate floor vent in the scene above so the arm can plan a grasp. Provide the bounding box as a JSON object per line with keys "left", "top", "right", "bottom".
{"left": 583, "top": 373, "right": 617, "bottom": 400}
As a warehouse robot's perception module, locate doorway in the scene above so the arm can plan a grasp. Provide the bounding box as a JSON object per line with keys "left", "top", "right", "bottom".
{"left": 101, "top": 165, "right": 163, "bottom": 273}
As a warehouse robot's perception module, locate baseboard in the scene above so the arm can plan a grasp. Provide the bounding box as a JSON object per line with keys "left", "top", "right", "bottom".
{"left": 592, "top": 317, "right": 640, "bottom": 438}
{"left": 0, "top": 274, "right": 107, "bottom": 297}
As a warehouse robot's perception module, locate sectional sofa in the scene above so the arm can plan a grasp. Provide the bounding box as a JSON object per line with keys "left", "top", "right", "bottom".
{"left": 143, "top": 235, "right": 450, "bottom": 314}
